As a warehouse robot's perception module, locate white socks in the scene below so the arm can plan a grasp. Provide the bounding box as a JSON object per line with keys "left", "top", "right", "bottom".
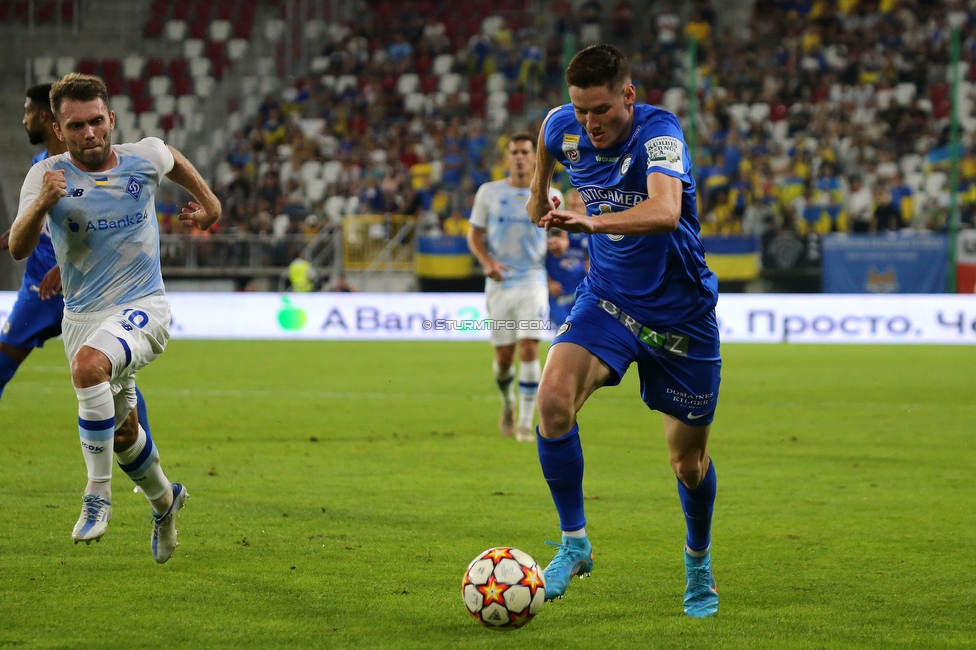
{"left": 116, "top": 425, "right": 171, "bottom": 508}
{"left": 517, "top": 359, "right": 541, "bottom": 430}
{"left": 75, "top": 383, "right": 115, "bottom": 500}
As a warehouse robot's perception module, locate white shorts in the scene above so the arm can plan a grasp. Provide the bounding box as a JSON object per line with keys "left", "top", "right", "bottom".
{"left": 62, "top": 295, "right": 171, "bottom": 426}
{"left": 485, "top": 283, "right": 549, "bottom": 347}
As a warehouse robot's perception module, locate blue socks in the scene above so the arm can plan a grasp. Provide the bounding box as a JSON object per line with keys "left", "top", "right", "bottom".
{"left": 537, "top": 423, "right": 586, "bottom": 532}
{"left": 135, "top": 386, "right": 151, "bottom": 436}
{"left": 0, "top": 351, "right": 19, "bottom": 400}
{"left": 678, "top": 459, "right": 716, "bottom": 552}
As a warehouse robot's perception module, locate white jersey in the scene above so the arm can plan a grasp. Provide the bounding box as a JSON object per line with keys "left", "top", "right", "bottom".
{"left": 469, "top": 179, "right": 563, "bottom": 289}
{"left": 18, "top": 138, "right": 174, "bottom": 313}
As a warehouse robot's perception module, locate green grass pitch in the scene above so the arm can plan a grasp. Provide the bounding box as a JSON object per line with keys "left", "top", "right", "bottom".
{"left": 1, "top": 340, "right": 974, "bottom": 649}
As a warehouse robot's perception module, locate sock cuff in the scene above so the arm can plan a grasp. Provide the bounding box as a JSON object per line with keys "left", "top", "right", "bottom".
{"left": 116, "top": 425, "right": 149, "bottom": 465}
{"left": 492, "top": 360, "right": 514, "bottom": 380}
{"left": 518, "top": 359, "right": 541, "bottom": 382}
{"left": 537, "top": 422, "right": 580, "bottom": 446}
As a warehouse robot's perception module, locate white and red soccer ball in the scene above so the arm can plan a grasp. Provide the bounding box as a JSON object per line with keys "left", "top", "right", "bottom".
{"left": 462, "top": 547, "right": 546, "bottom": 629}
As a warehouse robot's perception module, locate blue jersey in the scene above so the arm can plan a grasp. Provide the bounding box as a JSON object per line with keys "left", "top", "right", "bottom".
{"left": 22, "top": 149, "right": 59, "bottom": 285}
{"left": 542, "top": 103, "right": 717, "bottom": 327}
{"left": 546, "top": 232, "right": 588, "bottom": 296}
{"left": 18, "top": 138, "right": 174, "bottom": 313}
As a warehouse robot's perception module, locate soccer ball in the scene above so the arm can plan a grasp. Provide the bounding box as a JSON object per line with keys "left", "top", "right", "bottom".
{"left": 461, "top": 547, "right": 546, "bottom": 629}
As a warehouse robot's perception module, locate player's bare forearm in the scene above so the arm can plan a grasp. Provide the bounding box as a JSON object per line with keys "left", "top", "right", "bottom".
{"left": 166, "top": 145, "right": 221, "bottom": 230}
{"left": 527, "top": 136, "right": 557, "bottom": 224}
{"left": 9, "top": 200, "right": 50, "bottom": 260}
{"left": 0, "top": 229, "right": 10, "bottom": 252}
{"left": 467, "top": 226, "right": 492, "bottom": 268}
{"left": 558, "top": 172, "right": 683, "bottom": 236}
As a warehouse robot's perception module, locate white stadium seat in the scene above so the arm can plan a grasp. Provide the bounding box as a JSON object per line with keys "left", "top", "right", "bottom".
{"left": 432, "top": 53, "right": 454, "bottom": 75}
{"left": 183, "top": 39, "right": 205, "bottom": 59}
{"left": 301, "top": 160, "right": 323, "bottom": 183}
{"left": 176, "top": 95, "right": 198, "bottom": 118}
{"left": 189, "top": 57, "right": 212, "bottom": 79}
{"left": 305, "top": 179, "right": 328, "bottom": 205}
{"left": 123, "top": 55, "right": 144, "bottom": 80}
{"left": 310, "top": 55, "right": 330, "bottom": 74}
{"left": 486, "top": 72, "right": 506, "bottom": 93}
{"left": 240, "top": 76, "right": 259, "bottom": 96}
{"left": 165, "top": 20, "right": 187, "bottom": 42}
{"left": 304, "top": 19, "right": 326, "bottom": 41}
{"left": 227, "top": 39, "right": 249, "bottom": 61}
{"left": 154, "top": 94, "right": 176, "bottom": 115}
{"left": 404, "top": 92, "right": 425, "bottom": 114}
{"left": 438, "top": 72, "right": 462, "bottom": 95}
{"left": 322, "top": 161, "right": 343, "bottom": 185}
{"left": 33, "top": 55, "right": 54, "bottom": 79}
{"left": 148, "top": 76, "right": 172, "bottom": 97}
{"left": 397, "top": 73, "right": 419, "bottom": 95}
{"left": 194, "top": 76, "right": 215, "bottom": 98}
{"left": 55, "top": 56, "right": 77, "bottom": 77}
{"left": 265, "top": 19, "right": 286, "bottom": 42}
{"left": 336, "top": 74, "right": 358, "bottom": 93}
{"left": 138, "top": 111, "right": 160, "bottom": 131}
{"left": 894, "top": 82, "right": 916, "bottom": 107}
{"left": 209, "top": 20, "right": 232, "bottom": 42}
{"left": 256, "top": 57, "right": 275, "bottom": 76}
{"left": 112, "top": 96, "right": 133, "bottom": 114}
{"left": 259, "top": 76, "right": 279, "bottom": 95}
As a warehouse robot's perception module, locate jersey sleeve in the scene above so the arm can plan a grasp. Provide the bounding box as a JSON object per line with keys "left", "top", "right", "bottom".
{"left": 640, "top": 113, "right": 692, "bottom": 185}
{"left": 469, "top": 183, "right": 490, "bottom": 229}
{"left": 118, "top": 137, "right": 175, "bottom": 178}
{"left": 17, "top": 158, "right": 53, "bottom": 217}
{"left": 542, "top": 106, "right": 572, "bottom": 164}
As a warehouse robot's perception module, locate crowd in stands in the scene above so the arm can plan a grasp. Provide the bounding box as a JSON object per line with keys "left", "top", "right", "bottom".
{"left": 180, "top": 0, "right": 976, "bottom": 246}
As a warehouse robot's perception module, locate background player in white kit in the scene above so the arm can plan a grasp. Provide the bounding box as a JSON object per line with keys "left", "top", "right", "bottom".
{"left": 8, "top": 73, "right": 220, "bottom": 563}
{"left": 467, "top": 133, "right": 563, "bottom": 442}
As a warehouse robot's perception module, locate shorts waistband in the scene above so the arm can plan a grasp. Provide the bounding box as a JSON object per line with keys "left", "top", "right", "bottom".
{"left": 596, "top": 299, "right": 690, "bottom": 357}
{"left": 63, "top": 295, "right": 168, "bottom": 324}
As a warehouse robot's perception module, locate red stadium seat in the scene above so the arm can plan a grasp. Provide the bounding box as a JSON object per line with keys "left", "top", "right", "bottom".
{"left": 127, "top": 77, "right": 147, "bottom": 98}
{"left": 78, "top": 58, "right": 99, "bottom": 75}
{"left": 105, "top": 76, "right": 124, "bottom": 96}
{"left": 420, "top": 74, "right": 438, "bottom": 94}
{"left": 143, "top": 16, "right": 164, "bottom": 37}
{"left": 469, "top": 73, "right": 486, "bottom": 93}
{"left": 933, "top": 99, "right": 951, "bottom": 119}
{"left": 61, "top": 1, "right": 74, "bottom": 22}
{"left": 770, "top": 103, "right": 788, "bottom": 122}
{"left": 645, "top": 87, "right": 663, "bottom": 105}
{"left": 146, "top": 57, "right": 166, "bottom": 77}
{"left": 205, "top": 40, "right": 225, "bottom": 61}
{"left": 161, "top": 113, "right": 178, "bottom": 132}
{"left": 102, "top": 58, "right": 121, "bottom": 80}
{"left": 469, "top": 91, "right": 486, "bottom": 116}
{"left": 189, "top": 20, "right": 208, "bottom": 39}
{"left": 216, "top": 0, "right": 234, "bottom": 20}
{"left": 172, "top": 0, "right": 191, "bottom": 21}
{"left": 507, "top": 91, "right": 524, "bottom": 114}
{"left": 233, "top": 17, "right": 253, "bottom": 39}
{"left": 133, "top": 96, "right": 153, "bottom": 115}
{"left": 169, "top": 57, "right": 188, "bottom": 79}
{"left": 36, "top": 1, "right": 54, "bottom": 22}
{"left": 929, "top": 82, "right": 948, "bottom": 104}
{"left": 172, "top": 76, "right": 193, "bottom": 96}
{"left": 414, "top": 54, "right": 432, "bottom": 76}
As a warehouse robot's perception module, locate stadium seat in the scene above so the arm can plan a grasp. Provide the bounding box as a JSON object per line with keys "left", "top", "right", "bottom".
{"left": 749, "top": 102, "right": 770, "bottom": 123}
{"left": 432, "top": 53, "right": 454, "bottom": 75}
{"left": 168, "top": 57, "right": 188, "bottom": 79}
{"left": 256, "top": 56, "right": 275, "bottom": 76}
{"left": 404, "top": 92, "right": 425, "bottom": 114}
{"left": 300, "top": 160, "right": 323, "bottom": 184}
{"left": 176, "top": 95, "right": 198, "bottom": 119}
{"left": 324, "top": 195, "right": 347, "bottom": 221}
{"left": 165, "top": 19, "right": 187, "bottom": 42}
{"left": 645, "top": 87, "right": 664, "bottom": 106}
{"left": 663, "top": 87, "right": 684, "bottom": 114}
{"left": 227, "top": 39, "right": 248, "bottom": 61}
{"left": 167, "top": 127, "right": 189, "bottom": 149}
{"left": 259, "top": 76, "right": 279, "bottom": 95}
{"left": 487, "top": 90, "right": 508, "bottom": 109}
{"left": 322, "top": 161, "right": 343, "bottom": 186}
{"left": 55, "top": 56, "right": 77, "bottom": 77}
{"left": 209, "top": 20, "right": 232, "bottom": 41}
{"left": 419, "top": 74, "right": 438, "bottom": 94}
{"left": 183, "top": 38, "right": 205, "bottom": 59}
{"left": 469, "top": 73, "right": 486, "bottom": 94}
{"left": 189, "top": 57, "right": 212, "bottom": 78}
{"left": 172, "top": 76, "right": 194, "bottom": 96}
{"left": 469, "top": 91, "right": 486, "bottom": 115}
{"left": 310, "top": 55, "right": 330, "bottom": 74}
{"left": 305, "top": 179, "right": 328, "bottom": 206}
{"left": 133, "top": 97, "right": 154, "bottom": 115}
{"left": 127, "top": 77, "right": 147, "bottom": 99}
{"left": 486, "top": 72, "right": 505, "bottom": 93}
{"left": 112, "top": 95, "right": 133, "bottom": 115}
{"left": 336, "top": 74, "right": 358, "bottom": 94}
{"left": 194, "top": 76, "right": 216, "bottom": 98}
{"left": 397, "top": 73, "right": 419, "bottom": 95}
{"left": 265, "top": 18, "right": 285, "bottom": 41}
{"left": 438, "top": 72, "right": 462, "bottom": 95}
{"left": 895, "top": 82, "right": 917, "bottom": 107}
{"left": 123, "top": 55, "right": 145, "bottom": 80}
{"left": 924, "top": 172, "right": 947, "bottom": 196}
{"left": 297, "top": 118, "right": 325, "bottom": 138}
{"left": 146, "top": 58, "right": 166, "bottom": 77}
{"left": 143, "top": 16, "right": 165, "bottom": 38}
{"left": 155, "top": 94, "right": 177, "bottom": 115}
{"left": 102, "top": 58, "right": 121, "bottom": 80}
{"left": 114, "top": 110, "right": 137, "bottom": 133}
{"left": 304, "top": 18, "right": 325, "bottom": 40}
{"left": 507, "top": 91, "right": 524, "bottom": 114}
{"left": 148, "top": 76, "right": 172, "bottom": 97}
{"left": 488, "top": 106, "right": 509, "bottom": 130}
{"left": 76, "top": 57, "right": 97, "bottom": 75}
{"left": 105, "top": 76, "right": 124, "bottom": 96}
{"left": 33, "top": 55, "right": 54, "bottom": 79}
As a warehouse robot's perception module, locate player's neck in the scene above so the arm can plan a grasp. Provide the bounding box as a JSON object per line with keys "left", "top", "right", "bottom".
{"left": 70, "top": 150, "right": 118, "bottom": 173}
{"left": 507, "top": 173, "right": 531, "bottom": 189}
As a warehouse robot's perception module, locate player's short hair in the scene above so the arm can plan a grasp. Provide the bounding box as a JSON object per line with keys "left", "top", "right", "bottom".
{"left": 565, "top": 44, "right": 630, "bottom": 91}
{"left": 26, "top": 83, "right": 53, "bottom": 113}
{"left": 50, "top": 73, "right": 109, "bottom": 118}
{"left": 507, "top": 132, "right": 537, "bottom": 152}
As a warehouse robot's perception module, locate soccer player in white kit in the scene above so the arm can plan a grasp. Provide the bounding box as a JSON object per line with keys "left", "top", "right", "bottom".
{"left": 467, "top": 133, "right": 563, "bottom": 442}
{"left": 8, "top": 73, "right": 220, "bottom": 563}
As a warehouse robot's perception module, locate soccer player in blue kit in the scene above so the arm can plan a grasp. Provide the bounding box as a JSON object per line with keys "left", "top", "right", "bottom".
{"left": 526, "top": 45, "right": 721, "bottom": 617}
{"left": 1, "top": 84, "right": 152, "bottom": 436}
{"left": 545, "top": 189, "right": 589, "bottom": 326}
{"left": 9, "top": 74, "right": 220, "bottom": 562}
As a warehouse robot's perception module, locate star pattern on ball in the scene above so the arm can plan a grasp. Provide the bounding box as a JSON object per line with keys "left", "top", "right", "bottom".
{"left": 477, "top": 576, "right": 508, "bottom": 607}
{"left": 506, "top": 609, "right": 533, "bottom": 628}
{"left": 521, "top": 565, "right": 544, "bottom": 592}
{"left": 485, "top": 547, "right": 514, "bottom": 563}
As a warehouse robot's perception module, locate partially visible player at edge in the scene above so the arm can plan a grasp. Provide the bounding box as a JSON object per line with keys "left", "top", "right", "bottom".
{"left": 467, "top": 134, "right": 563, "bottom": 443}
{"left": 545, "top": 188, "right": 589, "bottom": 326}
{"left": 0, "top": 84, "right": 152, "bottom": 436}
{"left": 526, "top": 45, "right": 722, "bottom": 618}
{"left": 8, "top": 73, "right": 220, "bottom": 563}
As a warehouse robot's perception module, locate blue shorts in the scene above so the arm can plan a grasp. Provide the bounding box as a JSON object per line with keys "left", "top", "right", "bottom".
{"left": 553, "top": 289, "right": 721, "bottom": 426}
{"left": 0, "top": 280, "right": 64, "bottom": 350}
{"left": 549, "top": 294, "right": 576, "bottom": 327}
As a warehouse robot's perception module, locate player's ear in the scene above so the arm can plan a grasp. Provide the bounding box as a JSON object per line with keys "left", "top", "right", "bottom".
{"left": 109, "top": 110, "right": 115, "bottom": 132}
{"left": 52, "top": 116, "right": 65, "bottom": 142}
{"left": 624, "top": 83, "right": 636, "bottom": 106}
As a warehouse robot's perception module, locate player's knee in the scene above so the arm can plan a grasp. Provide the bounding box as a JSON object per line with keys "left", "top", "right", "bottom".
{"left": 536, "top": 383, "right": 574, "bottom": 438}
{"left": 517, "top": 339, "right": 539, "bottom": 362}
{"left": 70, "top": 347, "right": 111, "bottom": 388}
{"left": 672, "top": 454, "right": 706, "bottom": 489}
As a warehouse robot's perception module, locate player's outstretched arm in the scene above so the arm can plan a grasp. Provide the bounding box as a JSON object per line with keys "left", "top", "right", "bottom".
{"left": 542, "top": 172, "right": 683, "bottom": 236}
{"left": 527, "top": 121, "right": 558, "bottom": 225}
{"left": 9, "top": 168, "right": 66, "bottom": 260}
{"left": 166, "top": 145, "right": 221, "bottom": 231}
